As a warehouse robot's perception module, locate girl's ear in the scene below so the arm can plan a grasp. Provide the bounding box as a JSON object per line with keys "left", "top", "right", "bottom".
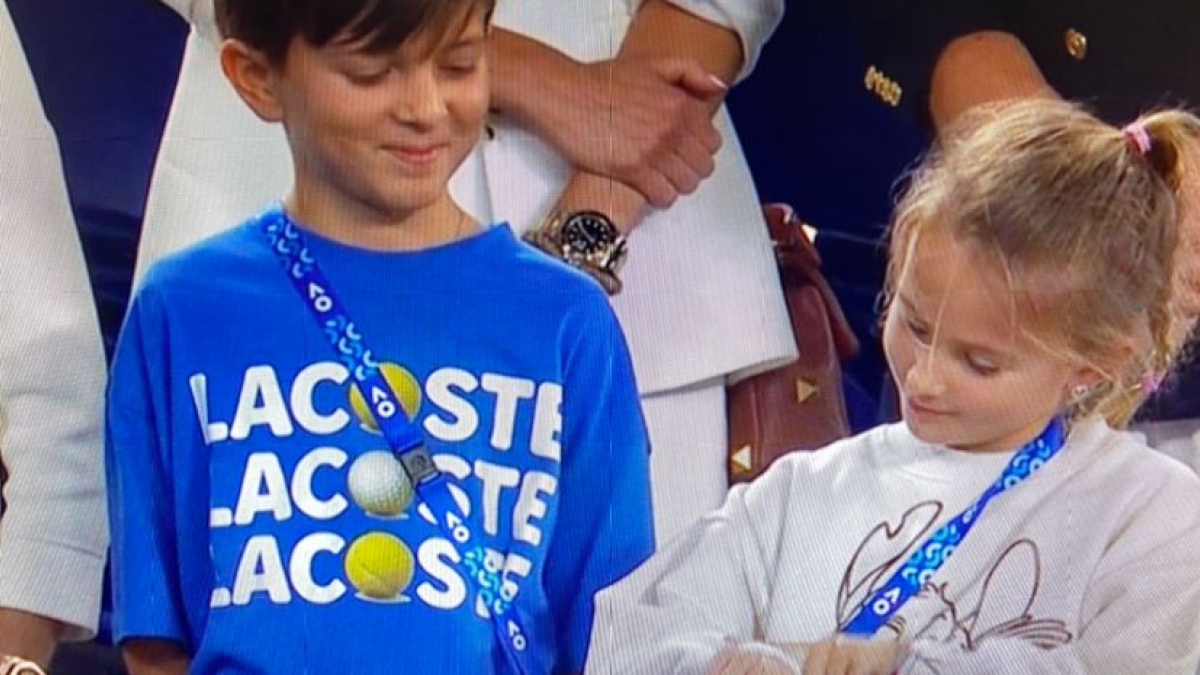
{"left": 219, "top": 39, "right": 284, "bottom": 123}
{"left": 1063, "top": 335, "right": 1136, "bottom": 401}
{"left": 1064, "top": 365, "right": 1104, "bottom": 403}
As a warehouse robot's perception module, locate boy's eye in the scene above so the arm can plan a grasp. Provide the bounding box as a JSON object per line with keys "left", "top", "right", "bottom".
{"left": 441, "top": 61, "right": 479, "bottom": 75}
{"left": 346, "top": 68, "right": 391, "bottom": 85}
{"left": 339, "top": 55, "right": 393, "bottom": 84}
{"left": 440, "top": 52, "right": 482, "bottom": 75}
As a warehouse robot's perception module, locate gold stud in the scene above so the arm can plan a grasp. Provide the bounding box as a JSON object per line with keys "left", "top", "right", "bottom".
{"left": 730, "top": 444, "right": 754, "bottom": 475}
{"left": 864, "top": 65, "right": 879, "bottom": 91}
{"left": 865, "top": 65, "right": 903, "bottom": 107}
{"left": 1065, "top": 28, "right": 1087, "bottom": 60}
{"left": 795, "top": 379, "right": 818, "bottom": 404}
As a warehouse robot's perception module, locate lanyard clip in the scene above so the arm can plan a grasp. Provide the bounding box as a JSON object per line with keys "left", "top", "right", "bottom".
{"left": 397, "top": 444, "right": 439, "bottom": 485}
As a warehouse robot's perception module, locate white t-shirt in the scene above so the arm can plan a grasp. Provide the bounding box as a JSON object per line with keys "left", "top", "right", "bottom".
{"left": 587, "top": 419, "right": 1200, "bottom": 675}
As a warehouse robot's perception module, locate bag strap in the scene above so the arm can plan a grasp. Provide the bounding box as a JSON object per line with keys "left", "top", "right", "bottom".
{"left": 762, "top": 203, "right": 861, "bottom": 361}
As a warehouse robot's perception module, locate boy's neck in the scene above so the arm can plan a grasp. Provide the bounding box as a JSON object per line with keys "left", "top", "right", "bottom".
{"left": 283, "top": 192, "right": 477, "bottom": 252}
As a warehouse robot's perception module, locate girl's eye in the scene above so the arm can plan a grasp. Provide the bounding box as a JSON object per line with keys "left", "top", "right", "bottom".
{"left": 906, "top": 318, "right": 931, "bottom": 341}
{"left": 966, "top": 357, "right": 999, "bottom": 376}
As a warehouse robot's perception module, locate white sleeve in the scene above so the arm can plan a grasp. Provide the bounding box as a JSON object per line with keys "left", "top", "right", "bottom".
{"left": 158, "top": 0, "right": 194, "bottom": 22}
{"left": 659, "top": 0, "right": 784, "bottom": 82}
{"left": 901, "top": 472, "right": 1200, "bottom": 675}
{"left": 0, "top": 3, "right": 108, "bottom": 640}
{"left": 585, "top": 461, "right": 797, "bottom": 675}
{"left": 159, "top": 0, "right": 219, "bottom": 43}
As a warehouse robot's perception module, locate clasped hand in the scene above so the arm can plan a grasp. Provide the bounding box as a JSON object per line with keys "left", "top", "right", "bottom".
{"left": 706, "top": 636, "right": 903, "bottom": 675}
{"left": 542, "top": 54, "right": 728, "bottom": 209}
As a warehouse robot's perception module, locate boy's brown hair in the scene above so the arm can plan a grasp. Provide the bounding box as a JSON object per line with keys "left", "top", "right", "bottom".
{"left": 215, "top": 0, "right": 495, "bottom": 65}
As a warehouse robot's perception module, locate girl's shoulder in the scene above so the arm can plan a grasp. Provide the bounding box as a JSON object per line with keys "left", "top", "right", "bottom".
{"left": 1062, "top": 418, "right": 1200, "bottom": 509}
{"left": 1068, "top": 419, "right": 1197, "bottom": 478}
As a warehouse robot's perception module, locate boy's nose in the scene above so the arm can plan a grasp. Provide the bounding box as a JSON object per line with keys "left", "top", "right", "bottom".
{"left": 391, "top": 67, "right": 448, "bottom": 124}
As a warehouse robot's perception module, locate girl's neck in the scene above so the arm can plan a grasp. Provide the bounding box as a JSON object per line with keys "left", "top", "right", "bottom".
{"left": 941, "top": 415, "right": 1067, "bottom": 455}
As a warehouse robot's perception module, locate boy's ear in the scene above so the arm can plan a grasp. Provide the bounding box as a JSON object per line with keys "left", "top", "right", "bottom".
{"left": 219, "top": 39, "right": 284, "bottom": 123}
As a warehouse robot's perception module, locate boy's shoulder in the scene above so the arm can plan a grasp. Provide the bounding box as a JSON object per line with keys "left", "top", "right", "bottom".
{"left": 472, "top": 222, "right": 620, "bottom": 329}
{"left": 138, "top": 217, "right": 269, "bottom": 297}
{"left": 135, "top": 216, "right": 619, "bottom": 331}
{"left": 485, "top": 222, "right": 611, "bottom": 298}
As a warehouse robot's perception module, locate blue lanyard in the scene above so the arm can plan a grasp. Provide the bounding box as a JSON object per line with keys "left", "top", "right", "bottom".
{"left": 841, "top": 418, "right": 1066, "bottom": 636}
{"left": 259, "top": 206, "right": 535, "bottom": 675}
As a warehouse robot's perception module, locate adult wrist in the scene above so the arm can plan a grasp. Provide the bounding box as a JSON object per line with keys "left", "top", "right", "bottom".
{"left": 0, "top": 654, "right": 47, "bottom": 675}
{"left": 524, "top": 209, "right": 629, "bottom": 295}
{"left": 488, "top": 28, "right": 583, "bottom": 142}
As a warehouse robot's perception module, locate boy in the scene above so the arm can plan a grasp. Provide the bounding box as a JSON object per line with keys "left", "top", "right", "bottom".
{"left": 105, "top": 1, "right": 654, "bottom": 674}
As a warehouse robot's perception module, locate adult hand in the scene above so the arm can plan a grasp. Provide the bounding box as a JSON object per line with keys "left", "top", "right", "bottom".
{"left": 705, "top": 641, "right": 806, "bottom": 675}
{"left": 540, "top": 54, "right": 727, "bottom": 209}
{"left": 1176, "top": 237, "right": 1200, "bottom": 323}
{"left": 1174, "top": 140, "right": 1200, "bottom": 322}
{"left": 0, "top": 608, "right": 62, "bottom": 668}
{"left": 553, "top": 172, "right": 648, "bottom": 235}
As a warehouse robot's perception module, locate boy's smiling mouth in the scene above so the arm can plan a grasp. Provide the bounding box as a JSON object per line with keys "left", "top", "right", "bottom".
{"left": 382, "top": 142, "right": 448, "bottom": 168}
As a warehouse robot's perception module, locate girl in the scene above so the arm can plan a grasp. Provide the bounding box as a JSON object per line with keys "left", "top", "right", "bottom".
{"left": 584, "top": 99, "right": 1200, "bottom": 675}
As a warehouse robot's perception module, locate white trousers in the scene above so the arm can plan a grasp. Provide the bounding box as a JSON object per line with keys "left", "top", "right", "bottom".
{"left": 641, "top": 380, "right": 728, "bottom": 547}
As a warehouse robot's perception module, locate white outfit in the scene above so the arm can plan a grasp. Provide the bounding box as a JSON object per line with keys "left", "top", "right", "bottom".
{"left": 0, "top": 1, "right": 109, "bottom": 639}
{"left": 138, "top": 0, "right": 795, "bottom": 543}
{"left": 587, "top": 420, "right": 1200, "bottom": 675}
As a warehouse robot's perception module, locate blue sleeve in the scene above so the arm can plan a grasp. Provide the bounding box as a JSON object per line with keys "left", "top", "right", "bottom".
{"left": 105, "top": 291, "right": 190, "bottom": 648}
{"left": 546, "top": 294, "right": 655, "bottom": 674}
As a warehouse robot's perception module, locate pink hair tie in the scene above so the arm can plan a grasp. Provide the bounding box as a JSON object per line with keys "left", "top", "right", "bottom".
{"left": 1141, "top": 371, "right": 1165, "bottom": 395}
{"left": 1122, "top": 122, "right": 1153, "bottom": 155}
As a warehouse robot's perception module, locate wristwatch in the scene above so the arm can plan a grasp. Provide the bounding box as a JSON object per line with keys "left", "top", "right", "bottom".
{"left": 0, "top": 655, "right": 46, "bottom": 675}
{"left": 524, "top": 210, "right": 628, "bottom": 295}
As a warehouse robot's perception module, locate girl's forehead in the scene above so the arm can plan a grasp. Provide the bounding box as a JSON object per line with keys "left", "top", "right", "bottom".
{"left": 901, "top": 229, "right": 1010, "bottom": 298}
{"left": 898, "top": 229, "right": 1037, "bottom": 351}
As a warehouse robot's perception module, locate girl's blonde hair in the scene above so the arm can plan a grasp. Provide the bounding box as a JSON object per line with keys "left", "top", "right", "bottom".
{"left": 886, "top": 98, "right": 1200, "bottom": 427}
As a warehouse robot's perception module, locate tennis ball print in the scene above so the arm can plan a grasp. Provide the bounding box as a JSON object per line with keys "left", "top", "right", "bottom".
{"left": 347, "top": 450, "right": 414, "bottom": 517}
{"left": 344, "top": 532, "right": 415, "bottom": 600}
{"left": 349, "top": 362, "right": 422, "bottom": 432}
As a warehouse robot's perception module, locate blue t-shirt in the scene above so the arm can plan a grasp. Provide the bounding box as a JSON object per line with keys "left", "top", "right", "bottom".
{"left": 106, "top": 209, "right": 654, "bottom": 675}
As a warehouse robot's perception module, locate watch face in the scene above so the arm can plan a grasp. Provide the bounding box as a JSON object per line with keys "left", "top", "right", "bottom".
{"left": 562, "top": 212, "right": 618, "bottom": 256}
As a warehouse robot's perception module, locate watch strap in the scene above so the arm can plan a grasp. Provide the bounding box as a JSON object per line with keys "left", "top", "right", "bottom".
{"left": 0, "top": 655, "right": 46, "bottom": 675}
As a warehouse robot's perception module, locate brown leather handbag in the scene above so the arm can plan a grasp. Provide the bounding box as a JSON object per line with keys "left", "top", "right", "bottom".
{"left": 726, "top": 203, "right": 861, "bottom": 484}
